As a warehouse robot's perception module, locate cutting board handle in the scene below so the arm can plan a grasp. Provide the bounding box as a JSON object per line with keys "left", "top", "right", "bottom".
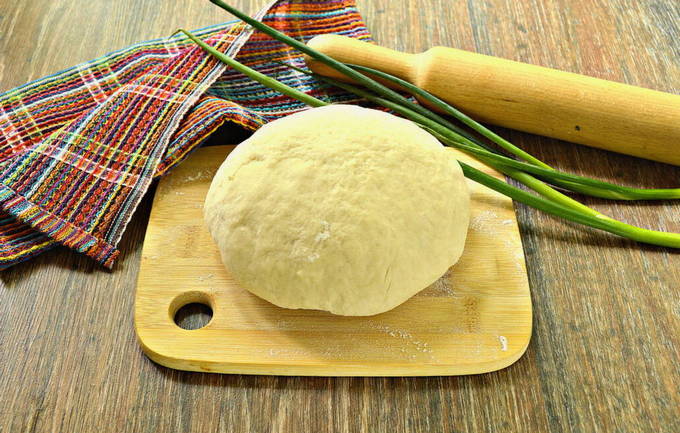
{"left": 305, "top": 34, "right": 680, "bottom": 166}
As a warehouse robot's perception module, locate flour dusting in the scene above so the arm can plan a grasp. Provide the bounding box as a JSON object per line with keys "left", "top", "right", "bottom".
{"left": 366, "top": 321, "right": 436, "bottom": 361}
{"left": 499, "top": 335, "right": 508, "bottom": 351}
{"left": 470, "top": 210, "right": 524, "bottom": 272}
{"left": 422, "top": 269, "right": 456, "bottom": 297}
{"left": 181, "top": 170, "right": 213, "bottom": 183}
{"left": 314, "top": 220, "right": 331, "bottom": 242}
{"left": 307, "top": 252, "right": 320, "bottom": 263}
{"left": 469, "top": 210, "right": 500, "bottom": 232}
{"left": 305, "top": 221, "right": 331, "bottom": 262}
{"left": 198, "top": 274, "right": 214, "bottom": 282}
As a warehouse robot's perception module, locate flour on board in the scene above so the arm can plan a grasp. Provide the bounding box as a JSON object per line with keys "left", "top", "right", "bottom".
{"left": 314, "top": 220, "right": 331, "bottom": 242}
{"left": 421, "top": 269, "right": 456, "bottom": 297}
{"left": 470, "top": 210, "right": 524, "bottom": 272}
{"left": 181, "top": 170, "right": 213, "bottom": 183}
{"left": 499, "top": 335, "right": 508, "bottom": 351}
{"left": 365, "top": 321, "right": 437, "bottom": 361}
{"left": 197, "top": 274, "right": 214, "bottom": 282}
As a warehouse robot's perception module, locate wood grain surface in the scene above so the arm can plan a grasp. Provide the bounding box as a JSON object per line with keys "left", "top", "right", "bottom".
{"left": 1, "top": 0, "right": 678, "bottom": 432}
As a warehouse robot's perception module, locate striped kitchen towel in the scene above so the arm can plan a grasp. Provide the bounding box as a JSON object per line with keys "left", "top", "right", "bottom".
{"left": 0, "top": 0, "right": 371, "bottom": 269}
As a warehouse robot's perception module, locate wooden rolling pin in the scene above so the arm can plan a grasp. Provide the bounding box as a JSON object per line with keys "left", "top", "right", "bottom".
{"left": 305, "top": 35, "right": 680, "bottom": 166}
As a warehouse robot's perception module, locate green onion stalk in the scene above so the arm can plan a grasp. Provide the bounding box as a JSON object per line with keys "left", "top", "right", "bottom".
{"left": 175, "top": 0, "right": 680, "bottom": 248}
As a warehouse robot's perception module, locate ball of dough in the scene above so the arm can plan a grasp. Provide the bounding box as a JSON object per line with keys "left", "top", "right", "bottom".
{"left": 204, "top": 105, "right": 470, "bottom": 316}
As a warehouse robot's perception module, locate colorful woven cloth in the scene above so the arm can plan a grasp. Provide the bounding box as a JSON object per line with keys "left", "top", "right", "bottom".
{"left": 0, "top": 0, "right": 370, "bottom": 269}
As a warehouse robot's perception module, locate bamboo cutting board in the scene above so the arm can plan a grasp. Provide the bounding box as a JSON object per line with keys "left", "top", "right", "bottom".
{"left": 135, "top": 145, "right": 531, "bottom": 376}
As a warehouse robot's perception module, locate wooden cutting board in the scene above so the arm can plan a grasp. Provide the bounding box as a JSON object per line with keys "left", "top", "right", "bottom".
{"left": 135, "top": 145, "right": 531, "bottom": 376}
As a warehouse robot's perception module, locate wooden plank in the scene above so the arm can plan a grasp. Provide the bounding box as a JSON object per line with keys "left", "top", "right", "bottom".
{"left": 135, "top": 145, "right": 532, "bottom": 376}
{"left": 1, "top": 0, "right": 678, "bottom": 431}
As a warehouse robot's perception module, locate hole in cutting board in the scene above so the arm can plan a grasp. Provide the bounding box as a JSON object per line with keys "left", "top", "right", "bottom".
{"left": 170, "top": 291, "right": 214, "bottom": 330}
{"left": 174, "top": 303, "right": 213, "bottom": 330}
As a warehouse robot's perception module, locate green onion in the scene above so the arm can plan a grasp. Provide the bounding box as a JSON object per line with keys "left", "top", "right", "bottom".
{"left": 181, "top": 3, "right": 680, "bottom": 249}
{"left": 432, "top": 131, "right": 680, "bottom": 200}
{"left": 460, "top": 163, "right": 680, "bottom": 248}
{"left": 177, "top": 29, "right": 326, "bottom": 108}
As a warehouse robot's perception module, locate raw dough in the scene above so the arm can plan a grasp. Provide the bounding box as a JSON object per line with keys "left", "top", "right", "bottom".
{"left": 204, "top": 105, "right": 470, "bottom": 316}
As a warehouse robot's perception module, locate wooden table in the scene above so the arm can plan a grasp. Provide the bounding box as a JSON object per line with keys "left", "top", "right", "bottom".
{"left": 1, "top": 1, "right": 678, "bottom": 431}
